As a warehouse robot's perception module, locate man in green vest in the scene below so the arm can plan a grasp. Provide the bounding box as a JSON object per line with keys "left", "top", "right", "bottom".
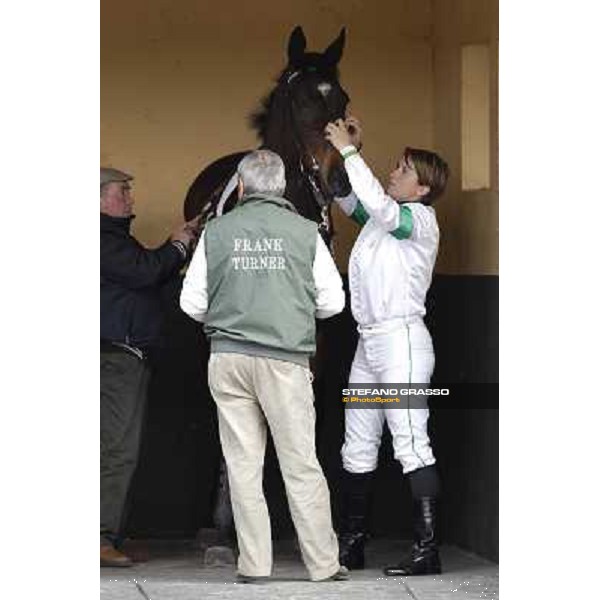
{"left": 180, "top": 149, "right": 347, "bottom": 583}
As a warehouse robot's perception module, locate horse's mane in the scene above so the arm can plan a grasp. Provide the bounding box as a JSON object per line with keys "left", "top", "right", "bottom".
{"left": 249, "top": 75, "right": 302, "bottom": 171}
{"left": 249, "top": 86, "right": 275, "bottom": 143}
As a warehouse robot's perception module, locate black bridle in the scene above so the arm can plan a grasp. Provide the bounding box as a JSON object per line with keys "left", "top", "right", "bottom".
{"left": 283, "top": 67, "right": 346, "bottom": 242}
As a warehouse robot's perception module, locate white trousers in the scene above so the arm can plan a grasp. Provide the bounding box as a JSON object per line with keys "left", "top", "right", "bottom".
{"left": 208, "top": 352, "right": 340, "bottom": 581}
{"left": 342, "top": 317, "right": 437, "bottom": 474}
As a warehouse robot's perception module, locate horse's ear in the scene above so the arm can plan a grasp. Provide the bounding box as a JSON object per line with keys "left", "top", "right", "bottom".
{"left": 323, "top": 27, "right": 346, "bottom": 67}
{"left": 288, "top": 26, "right": 307, "bottom": 66}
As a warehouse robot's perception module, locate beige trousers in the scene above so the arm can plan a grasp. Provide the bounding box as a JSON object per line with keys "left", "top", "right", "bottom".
{"left": 208, "top": 352, "right": 340, "bottom": 581}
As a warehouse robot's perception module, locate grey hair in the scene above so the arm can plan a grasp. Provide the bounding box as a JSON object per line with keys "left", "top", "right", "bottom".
{"left": 237, "top": 150, "right": 286, "bottom": 198}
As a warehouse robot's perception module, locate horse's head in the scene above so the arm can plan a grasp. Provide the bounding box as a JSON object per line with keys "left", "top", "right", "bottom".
{"left": 251, "top": 27, "right": 352, "bottom": 229}
{"left": 185, "top": 27, "right": 352, "bottom": 245}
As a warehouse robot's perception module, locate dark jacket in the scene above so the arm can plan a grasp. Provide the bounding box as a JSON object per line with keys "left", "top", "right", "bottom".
{"left": 101, "top": 213, "right": 185, "bottom": 349}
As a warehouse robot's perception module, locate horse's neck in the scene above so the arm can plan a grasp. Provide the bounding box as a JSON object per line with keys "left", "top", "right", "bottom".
{"left": 261, "top": 110, "right": 330, "bottom": 222}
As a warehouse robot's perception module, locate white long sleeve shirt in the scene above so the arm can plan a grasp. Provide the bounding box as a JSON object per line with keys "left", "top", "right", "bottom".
{"left": 337, "top": 148, "right": 439, "bottom": 327}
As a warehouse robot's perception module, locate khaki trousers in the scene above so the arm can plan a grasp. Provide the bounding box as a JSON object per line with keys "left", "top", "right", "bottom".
{"left": 208, "top": 352, "right": 339, "bottom": 581}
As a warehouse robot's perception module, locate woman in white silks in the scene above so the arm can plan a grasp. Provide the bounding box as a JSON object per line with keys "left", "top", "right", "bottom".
{"left": 325, "top": 117, "right": 450, "bottom": 576}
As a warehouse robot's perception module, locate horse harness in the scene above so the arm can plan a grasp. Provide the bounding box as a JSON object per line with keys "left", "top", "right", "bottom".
{"left": 284, "top": 67, "right": 345, "bottom": 244}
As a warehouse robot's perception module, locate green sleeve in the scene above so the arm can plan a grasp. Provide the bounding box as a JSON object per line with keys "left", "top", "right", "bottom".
{"left": 350, "top": 201, "right": 370, "bottom": 227}
{"left": 390, "top": 205, "right": 414, "bottom": 240}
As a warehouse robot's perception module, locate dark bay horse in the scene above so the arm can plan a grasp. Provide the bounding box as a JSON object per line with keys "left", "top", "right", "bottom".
{"left": 184, "top": 26, "right": 352, "bottom": 558}
{"left": 184, "top": 26, "right": 351, "bottom": 247}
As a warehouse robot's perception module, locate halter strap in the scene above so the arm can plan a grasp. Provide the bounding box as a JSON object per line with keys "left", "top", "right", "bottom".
{"left": 283, "top": 69, "right": 337, "bottom": 218}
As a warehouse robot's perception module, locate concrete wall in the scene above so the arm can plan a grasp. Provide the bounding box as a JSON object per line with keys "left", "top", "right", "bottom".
{"left": 101, "top": 0, "right": 434, "bottom": 272}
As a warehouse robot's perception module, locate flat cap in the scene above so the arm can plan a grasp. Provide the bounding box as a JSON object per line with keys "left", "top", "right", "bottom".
{"left": 101, "top": 167, "right": 133, "bottom": 186}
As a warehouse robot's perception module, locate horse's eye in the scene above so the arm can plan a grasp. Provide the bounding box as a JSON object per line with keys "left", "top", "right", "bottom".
{"left": 317, "top": 82, "right": 332, "bottom": 97}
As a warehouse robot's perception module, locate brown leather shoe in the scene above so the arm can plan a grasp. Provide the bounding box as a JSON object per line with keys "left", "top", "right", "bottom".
{"left": 120, "top": 540, "right": 150, "bottom": 563}
{"left": 101, "top": 545, "right": 133, "bottom": 567}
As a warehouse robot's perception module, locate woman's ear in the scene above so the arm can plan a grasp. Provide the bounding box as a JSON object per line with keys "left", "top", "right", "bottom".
{"left": 417, "top": 184, "right": 430, "bottom": 199}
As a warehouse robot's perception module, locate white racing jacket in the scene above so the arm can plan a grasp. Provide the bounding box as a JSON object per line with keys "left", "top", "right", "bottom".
{"left": 337, "top": 148, "right": 439, "bottom": 327}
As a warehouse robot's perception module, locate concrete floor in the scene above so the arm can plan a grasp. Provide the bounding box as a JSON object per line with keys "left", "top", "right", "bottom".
{"left": 100, "top": 539, "right": 499, "bottom": 600}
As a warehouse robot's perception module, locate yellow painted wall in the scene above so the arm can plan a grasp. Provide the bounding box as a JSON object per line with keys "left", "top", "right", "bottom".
{"left": 432, "top": 0, "right": 499, "bottom": 275}
{"left": 101, "top": 0, "right": 434, "bottom": 271}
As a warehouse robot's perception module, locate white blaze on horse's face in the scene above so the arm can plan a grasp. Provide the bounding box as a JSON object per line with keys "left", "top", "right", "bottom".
{"left": 317, "top": 82, "right": 332, "bottom": 97}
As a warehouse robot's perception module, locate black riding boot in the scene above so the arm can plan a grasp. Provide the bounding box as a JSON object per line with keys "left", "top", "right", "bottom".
{"left": 383, "top": 496, "right": 441, "bottom": 576}
{"left": 338, "top": 470, "right": 375, "bottom": 570}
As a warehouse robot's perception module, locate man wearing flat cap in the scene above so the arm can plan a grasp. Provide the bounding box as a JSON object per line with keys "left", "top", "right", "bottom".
{"left": 100, "top": 167, "right": 199, "bottom": 567}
